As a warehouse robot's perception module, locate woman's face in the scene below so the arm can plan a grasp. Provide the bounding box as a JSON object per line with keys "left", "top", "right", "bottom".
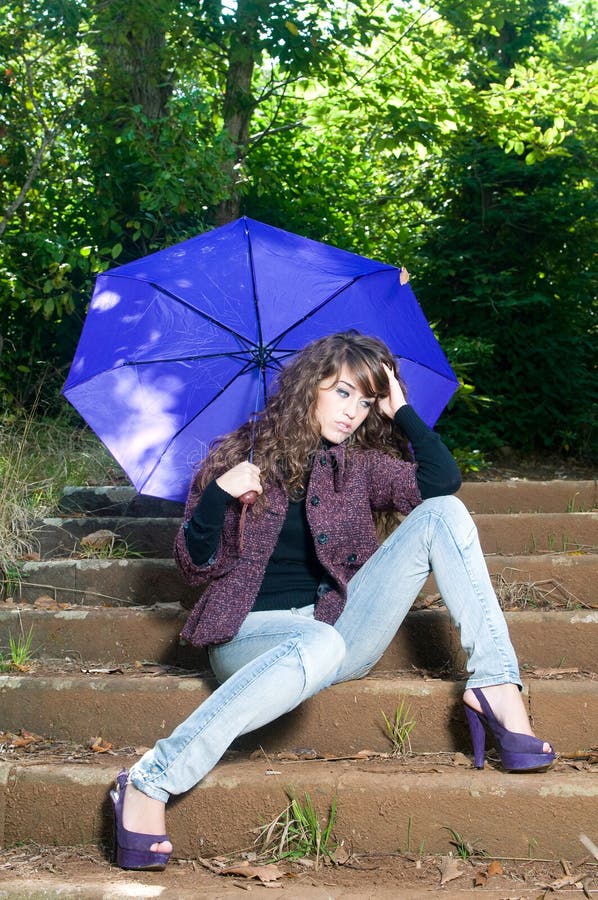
{"left": 315, "top": 364, "right": 375, "bottom": 444}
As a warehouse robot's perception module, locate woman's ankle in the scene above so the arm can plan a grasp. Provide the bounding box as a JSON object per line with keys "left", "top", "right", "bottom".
{"left": 123, "top": 782, "right": 168, "bottom": 834}
{"left": 464, "top": 684, "right": 533, "bottom": 735}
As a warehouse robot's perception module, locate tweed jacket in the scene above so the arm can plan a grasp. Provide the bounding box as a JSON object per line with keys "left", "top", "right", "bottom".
{"left": 176, "top": 442, "right": 422, "bottom": 649}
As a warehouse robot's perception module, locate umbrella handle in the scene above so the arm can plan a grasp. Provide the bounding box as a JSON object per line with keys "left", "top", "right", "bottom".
{"left": 238, "top": 490, "right": 258, "bottom": 552}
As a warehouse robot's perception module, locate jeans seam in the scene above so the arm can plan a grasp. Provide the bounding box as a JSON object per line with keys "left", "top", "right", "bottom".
{"left": 428, "top": 508, "right": 517, "bottom": 684}
{"left": 143, "top": 636, "right": 307, "bottom": 787}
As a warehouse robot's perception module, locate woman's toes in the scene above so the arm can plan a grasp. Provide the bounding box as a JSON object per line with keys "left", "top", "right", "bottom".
{"left": 150, "top": 840, "right": 173, "bottom": 854}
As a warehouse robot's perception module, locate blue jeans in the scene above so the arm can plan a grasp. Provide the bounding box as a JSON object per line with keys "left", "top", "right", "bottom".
{"left": 129, "top": 496, "right": 521, "bottom": 802}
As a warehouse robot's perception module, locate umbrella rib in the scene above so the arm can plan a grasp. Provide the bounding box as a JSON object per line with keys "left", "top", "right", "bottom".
{"left": 137, "top": 359, "right": 258, "bottom": 493}
{"left": 244, "top": 220, "right": 265, "bottom": 359}
{"left": 391, "top": 354, "right": 459, "bottom": 381}
{"left": 270, "top": 269, "right": 391, "bottom": 348}
{"left": 124, "top": 351, "right": 253, "bottom": 367}
{"left": 108, "top": 274, "right": 256, "bottom": 351}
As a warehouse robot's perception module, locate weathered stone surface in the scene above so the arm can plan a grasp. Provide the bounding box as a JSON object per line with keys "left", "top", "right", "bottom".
{"left": 35, "top": 511, "right": 598, "bottom": 559}
{"left": 2, "top": 758, "right": 597, "bottom": 860}
{"left": 457, "top": 479, "right": 596, "bottom": 513}
{"left": 2, "top": 478, "right": 595, "bottom": 866}
{"left": 14, "top": 558, "right": 195, "bottom": 607}
{"left": 2, "top": 605, "right": 596, "bottom": 672}
{"left": 0, "top": 672, "right": 593, "bottom": 754}
{"left": 59, "top": 485, "right": 184, "bottom": 518}
{"left": 61, "top": 480, "right": 597, "bottom": 516}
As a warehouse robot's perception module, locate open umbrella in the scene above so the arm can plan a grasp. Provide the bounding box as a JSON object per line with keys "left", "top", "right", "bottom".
{"left": 63, "top": 216, "right": 459, "bottom": 502}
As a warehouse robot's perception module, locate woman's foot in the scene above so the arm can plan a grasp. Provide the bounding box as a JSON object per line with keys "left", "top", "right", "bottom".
{"left": 463, "top": 683, "right": 552, "bottom": 754}
{"left": 122, "top": 781, "right": 173, "bottom": 855}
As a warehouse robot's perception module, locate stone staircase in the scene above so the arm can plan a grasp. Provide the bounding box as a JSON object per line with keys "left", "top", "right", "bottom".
{"left": 0, "top": 479, "right": 596, "bottom": 863}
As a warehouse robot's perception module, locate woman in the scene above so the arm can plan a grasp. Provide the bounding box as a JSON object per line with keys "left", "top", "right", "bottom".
{"left": 111, "top": 327, "right": 555, "bottom": 870}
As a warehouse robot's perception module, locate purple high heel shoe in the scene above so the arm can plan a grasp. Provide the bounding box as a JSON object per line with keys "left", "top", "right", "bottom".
{"left": 464, "top": 687, "right": 556, "bottom": 772}
{"left": 110, "top": 769, "right": 171, "bottom": 870}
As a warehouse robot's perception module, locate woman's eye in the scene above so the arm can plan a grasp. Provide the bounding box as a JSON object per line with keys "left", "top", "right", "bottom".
{"left": 361, "top": 400, "right": 374, "bottom": 409}
{"left": 336, "top": 387, "right": 349, "bottom": 398}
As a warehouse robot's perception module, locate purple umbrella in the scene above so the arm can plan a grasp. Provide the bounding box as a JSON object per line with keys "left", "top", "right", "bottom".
{"left": 63, "top": 217, "right": 459, "bottom": 502}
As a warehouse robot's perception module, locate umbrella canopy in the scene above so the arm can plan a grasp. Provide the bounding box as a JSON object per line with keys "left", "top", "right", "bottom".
{"left": 63, "top": 217, "right": 459, "bottom": 502}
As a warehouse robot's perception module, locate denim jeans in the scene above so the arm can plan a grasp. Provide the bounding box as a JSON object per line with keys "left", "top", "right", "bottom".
{"left": 129, "top": 496, "right": 521, "bottom": 802}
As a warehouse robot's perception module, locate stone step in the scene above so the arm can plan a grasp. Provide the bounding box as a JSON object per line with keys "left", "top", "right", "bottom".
{"left": 59, "top": 480, "right": 597, "bottom": 517}
{"left": 2, "top": 605, "right": 597, "bottom": 674}
{"left": 59, "top": 485, "right": 185, "bottom": 518}
{"left": 34, "top": 511, "right": 598, "bottom": 559}
{"left": 11, "top": 552, "right": 598, "bottom": 608}
{"left": 458, "top": 479, "right": 596, "bottom": 513}
{"left": 1, "top": 672, "right": 595, "bottom": 755}
{"left": 1, "top": 756, "right": 596, "bottom": 860}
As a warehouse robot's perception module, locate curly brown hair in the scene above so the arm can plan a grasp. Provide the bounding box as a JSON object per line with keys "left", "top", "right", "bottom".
{"left": 197, "top": 331, "right": 412, "bottom": 499}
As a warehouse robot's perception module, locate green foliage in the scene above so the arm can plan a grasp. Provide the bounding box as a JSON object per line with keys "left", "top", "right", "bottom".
{"left": 0, "top": 407, "right": 122, "bottom": 592}
{"left": 0, "top": 0, "right": 595, "bottom": 460}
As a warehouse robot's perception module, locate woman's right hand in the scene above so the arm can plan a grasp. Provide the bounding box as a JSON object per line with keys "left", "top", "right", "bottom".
{"left": 216, "top": 461, "right": 263, "bottom": 500}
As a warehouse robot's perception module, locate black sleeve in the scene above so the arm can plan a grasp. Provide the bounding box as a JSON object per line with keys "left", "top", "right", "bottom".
{"left": 183, "top": 479, "right": 234, "bottom": 566}
{"left": 394, "top": 405, "right": 462, "bottom": 499}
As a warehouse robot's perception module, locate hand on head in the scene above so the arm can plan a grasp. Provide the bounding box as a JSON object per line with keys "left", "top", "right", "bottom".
{"left": 377, "top": 363, "right": 407, "bottom": 420}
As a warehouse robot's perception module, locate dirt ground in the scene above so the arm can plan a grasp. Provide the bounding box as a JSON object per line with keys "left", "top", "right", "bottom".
{"left": 461, "top": 453, "right": 596, "bottom": 482}
{"left": 0, "top": 840, "right": 597, "bottom": 899}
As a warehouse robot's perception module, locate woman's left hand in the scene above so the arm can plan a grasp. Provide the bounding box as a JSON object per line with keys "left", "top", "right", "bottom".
{"left": 377, "top": 363, "right": 407, "bottom": 420}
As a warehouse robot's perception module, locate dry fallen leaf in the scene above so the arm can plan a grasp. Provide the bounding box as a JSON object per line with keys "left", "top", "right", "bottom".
{"left": 453, "top": 752, "right": 470, "bottom": 767}
{"left": 331, "top": 844, "right": 350, "bottom": 865}
{"left": 439, "top": 855, "right": 463, "bottom": 885}
{"left": 487, "top": 859, "right": 503, "bottom": 877}
{"left": 8, "top": 729, "right": 43, "bottom": 748}
{"left": 80, "top": 529, "right": 120, "bottom": 550}
{"left": 221, "top": 861, "right": 283, "bottom": 884}
{"left": 33, "top": 595, "right": 59, "bottom": 609}
{"left": 475, "top": 859, "right": 504, "bottom": 885}
{"left": 474, "top": 869, "right": 489, "bottom": 887}
{"left": 548, "top": 875, "right": 580, "bottom": 889}
{"left": 90, "top": 737, "right": 113, "bottom": 753}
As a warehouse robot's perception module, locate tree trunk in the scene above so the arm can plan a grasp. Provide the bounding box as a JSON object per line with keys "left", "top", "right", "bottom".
{"left": 96, "top": 0, "right": 173, "bottom": 120}
{"left": 214, "top": 0, "right": 265, "bottom": 224}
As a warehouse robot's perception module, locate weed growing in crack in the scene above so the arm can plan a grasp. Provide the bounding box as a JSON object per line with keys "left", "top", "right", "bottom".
{"left": 382, "top": 699, "right": 415, "bottom": 756}
{"left": 0, "top": 625, "right": 36, "bottom": 672}
{"left": 443, "top": 825, "right": 487, "bottom": 860}
{"left": 253, "top": 791, "right": 337, "bottom": 867}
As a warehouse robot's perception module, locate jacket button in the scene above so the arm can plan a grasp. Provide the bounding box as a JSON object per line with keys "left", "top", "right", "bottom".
{"left": 347, "top": 552, "right": 357, "bottom": 563}
{"left": 310, "top": 495, "right": 320, "bottom": 506}
{"left": 317, "top": 533, "right": 328, "bottom": 545}
{"left": 320, "top": 455, "right": 327, "bottom": 466}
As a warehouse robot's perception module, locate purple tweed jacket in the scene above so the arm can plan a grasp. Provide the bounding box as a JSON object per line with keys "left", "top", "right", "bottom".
{"left": 175, "top": 442, "right": 422, "bottom": 648}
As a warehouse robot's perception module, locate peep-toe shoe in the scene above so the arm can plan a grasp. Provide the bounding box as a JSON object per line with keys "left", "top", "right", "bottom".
{"left": 110, "top": 768, "right": 171, "bottom": 870}
{"left": 464, "top": 687, "right": 555, "bottom": 772}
